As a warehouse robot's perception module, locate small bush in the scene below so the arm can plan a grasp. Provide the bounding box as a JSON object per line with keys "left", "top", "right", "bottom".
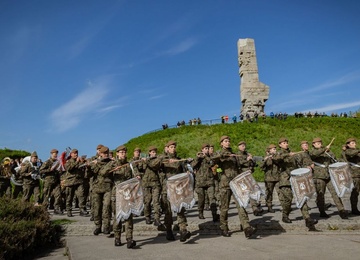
{"left": 0, "top": 197, "right": 64, "bottom": 260}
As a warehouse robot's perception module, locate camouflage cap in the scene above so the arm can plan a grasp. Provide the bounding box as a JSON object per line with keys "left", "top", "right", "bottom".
{"left": 116, "top": 145, "right": 127, "bottom": 152}
{"left": 50, "top": 149, "right": 58, "bottom": 154}
{"left": 99, "top": 146, "right": 109, "bottom": 153}
{"left": 300, "top": 141, "right": 308, "bottom": 145}
{"left": 166, "top": 140, "right": 177, "bottom": 147}
{"left": 201, "top": 143, "right": 210, "bottom": 149}
{"left": 238, "top": 141, "right": 246, "bottom": 146}
{"left": 312, "top": 137, "right": 322, "bottom": 143}
{"left": 96, "top": 144, "right": 104, "bottom": 149}
{"left": 134, "top": 147, "right": 141, "bottom": 152}
{"left": 278, "top": 137, "right": 288, "bottom": 144}
{"left": 31, "top": 151, "right": 38, "bottom": 157}
{"left": 220, "top": 135, "right": 230, "bottom": 143}
{"left": 346, "top": 138, "right": 356, "bottom": 144}
{"left": 148, "top": 146, "right": 157, "bottom": 152}
{"left": 268, "top": 144, "right": 276, "bottom": 150}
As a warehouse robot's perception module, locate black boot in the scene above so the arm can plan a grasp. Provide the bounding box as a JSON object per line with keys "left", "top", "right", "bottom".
{"left": 253, "top": 208, "right": 262, "bottom": 216}
{"left": 212, "top": 213, "right": 220, "bottom": 222}
{"left": 179, "top": 230, "right": 191, "bottom": 242}
{"left": 103, "top": 227, "right": 110, "bottom": 235}
{"left": 154, "top": 218, "right": 162, "bottom": 226}
{"left": 244, "top": 226, "right": 257, "bottom": 238}
{"left": 166, "top": 230, "right": 175, "bottom": 241}
{"left": 267, "top": 205, "right": 275, "bottom": 213}
{"left": 126, "top": 239, "right": 136, "bottom": 249}
{"left": 157, "top": 223, "right": 167, "bottom": 231}
{"left": 114, "top": 238, "right": 121, "bottom": 246}
{"left": 221, "top": 229, "right": 231, "bottom": 237}
{"left": 305, "top": 218, "right": 318, "bottom": 231}
{"left": 325, "top": 203, "right": 332, "bottom": 210}
{"left": 319, "top": 211, "right": 330, "bottom": 218}
{"left": 352, "top": 208, "right": 360, "bottom": 215}
{"left": 93, "top": 228, "right": 101, "bottom": 236}
{"left": 339, "top": 210, "right": 348, "bottom": 219}
{"left": 282, "top": 216, "right": 292, "bottom": 223}
{"left": 145, "top": 217, "right": 152, "bottom": 225}
{"left": 198, "top": 211, "right": 205, "bottom": 219}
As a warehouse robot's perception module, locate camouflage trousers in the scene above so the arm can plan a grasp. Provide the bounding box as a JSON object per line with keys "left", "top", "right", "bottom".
{"left": 314, "top": 178, "right": 344, "bottom": 212}
{"left": 219, "top": 188, "right": 250, "bottom": 231}
{"left": 65, "top": 183, "right": 86, "bottom": 212}
{"left": 196, "top": 185, "right": 216, "bottom": 212}
{"left": 265, "top": 181, "right": 280, "bottom": 207}
{"left": 350, "top": 177, "right": 360, "bottom": 210}
{"left": 143, "top": 185, "right": 161, "bottom": 219}
{"left": 162, "top": 193, "right": 188, "bottom": 231}
{"left": 113, "top": 214, "right": 133, "bottom": 240}
{"left": 0, "top": 179, "right": 12, "bottom": 198}
{"left": 42, "top": 179, "right": 62, "bottom": 210}
{"left": 279, "top": 186, "right": 310, "bottom": 219}
{"left": 93, "top": 191, "right": 112, "bottom": 230}
{"left": 23, "top": 183, "right": 40, "bottom": 203}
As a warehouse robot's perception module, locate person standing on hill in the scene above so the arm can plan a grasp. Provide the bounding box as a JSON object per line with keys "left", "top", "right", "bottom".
{"left": 310, "top": 138, "right": 348, "bottom": 219}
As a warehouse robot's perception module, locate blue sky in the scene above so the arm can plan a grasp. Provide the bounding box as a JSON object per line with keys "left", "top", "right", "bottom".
{"left": 1, "top": 0, "right": 360, "bottom": 159}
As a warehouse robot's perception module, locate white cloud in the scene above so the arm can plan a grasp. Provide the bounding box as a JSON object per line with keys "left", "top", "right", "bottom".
{"left": 303, "top": 100, "right": 360, "bottom": 113}
{"left": 149, "top": 94, "right": 166, "bottom": 100}
{"left": 161, "top": 38, "right": 198, "bottom": 56}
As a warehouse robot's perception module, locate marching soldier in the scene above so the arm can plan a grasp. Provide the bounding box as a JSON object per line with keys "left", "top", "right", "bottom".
{"left": 19, "top": 152, "right": 41, "bottom": 205}
{"left": 310, "top": 137, "right": 348, "bottom": 219}
{"left": 272, "top": 138, "right": 318, "bottom": 230}
{"left": 91, "top": 146, "right": 114, "bottom": 235}
{"left": 39, "top": 149, "right": 63, "bottom": 214}
{"left": 161, "top": 140, "right": 192, "bottom": 242}
{"left": 344, "top": 138, "right": 360, "bottom": 215}
{"left": 112, "top": 145, "right": 137, "bottom": 248}
{"left": 191, "top": 143, "right": 219, "bottom": 222}
{"left": 141, "top": 146, "right": 163, "bottom": 226}
{"left": 64, "top": 149, "right": 88, "bottom": 217}
{"left": 211, "top": 136, "right": 257, "bottom": 238}
{"left": 0, "top": 157, "right": 12, "bottom": 197}
{"left": 259, "top": 144, "right": 280, "bottom": 213}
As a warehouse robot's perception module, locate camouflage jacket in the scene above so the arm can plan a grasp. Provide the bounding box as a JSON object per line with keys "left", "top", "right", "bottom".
{"left": 272, "top": 148, "right": 296, "bottom": 187}
{"left": 161, "top": 152, "right": 185, "bottom": 179}
{"left": 310, "top": 148, "right": 336, "bottom": 179}
{"left": 294, "top": 151, "right": 313, "bottom": 168}
{"left": 18, "top": 161, "right": 41, "bottom": 186}
{"left": 112, "top": 158, "right": 133, "bottom": 185}
{"left": 64, "top": 158, "right": 85, "bottom": 186}
{"left": 141, "top": 156, "right": 162, "bottom": 187}
{"left": 40, "top": 158, "right": 62, "bottom": 183}
{"left": 91, "top": 157, "right": 114, "bottom": 193}
{"left": 235, "top": 150, "right": 255, "bottom": 173}
{"left": 191, "top": 153, "right": 215, "bottom": 188}
{"left": 259, "top": 156, "right": 279, "bottom": 182}
{"left": 344, "top": 148, "right": 360, "bottom": 177}
{"left": 0, "top": 165, "right": 11, "bottom": 180}
{"left": 212, "top": 147, "right": 239, "bottom": 189}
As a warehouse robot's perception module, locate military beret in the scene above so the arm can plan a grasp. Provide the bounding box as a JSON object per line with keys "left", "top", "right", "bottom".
{"left": 70, "top": 149, "right": 78, "bottom": 153}
{"left": 220, "top": 135, "right": 230, "bottom": 143}
{"left": 99, "top": 146, "right": 109, "bottom": 153}
{"left": 116, "top": 145, "right": 127, "bottom": 152}
{"left": 238, "top": 141, "right": 246, "bottom": 146}
{"left": 201, "top": 143, "right": 210, "bottom": 149}
{"left": 134, "top": 147, "right": 141, "bottom": 152}
{"left": 166, "top": 140, "right": 177, "bottom": 147}
{"left": 31, "top": 151, "right": 38, "bottom": 157}
{"left": 96, "top": 144, "right": 104, "bottom": 149}
{"left": 300, "top": 141, "right": 308, "bottom": 145}
{"left": 268, "top": 144, "right": 276, "bottom": 150}
{"left": 50, "top": 149, "right": 58, "bottom": 153}
{"left": 148, "top": 146, "right": 157, "bottom": 152}
{"left": 209, "top": 144, "right": 214, "bottom": 148}
{"left": 312, "top": 137, "right": 322, "bottom": 143}
{"left": 346, "top": 138, "right": 356, "bottom": 144}
{"left": 278, "top": 137, "right": 288, "bottom": 144}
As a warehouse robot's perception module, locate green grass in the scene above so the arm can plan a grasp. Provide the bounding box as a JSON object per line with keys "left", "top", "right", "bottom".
{"left": 124, "top": 116, "right": 359, "bottom": 181}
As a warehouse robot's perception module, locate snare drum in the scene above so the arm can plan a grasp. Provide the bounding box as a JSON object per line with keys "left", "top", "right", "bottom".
{"left": 166, "top": 173, "right": 195, "bottom": 213}
{"left": 328, "top": 162, "right": 353, "bottom": 197}
{"left": 290, "top": 168, "right": 316, "bottom": 208}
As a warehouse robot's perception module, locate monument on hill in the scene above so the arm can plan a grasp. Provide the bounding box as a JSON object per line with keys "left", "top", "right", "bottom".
{"left": 237, "top": 38, "right": 269, "bottom": 118}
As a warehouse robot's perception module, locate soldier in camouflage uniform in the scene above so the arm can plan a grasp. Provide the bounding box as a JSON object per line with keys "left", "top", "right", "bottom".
{"left": 344, "top": 138, "right": 360, "bottom": 215}
{"left": 19, "top": 151, "right": 41, "bottom": 205}
{"left": 235, "top": 141, "right": 263, "bottom": 216}
{"left": 112, "top": 145, "right": 136, "bottom": 248}
{"left": 0, "top": 157, "right": 12, "bottom": 197}
{"left": 310, "top": 137, "right": 348, "bottom": 219}
{"left": 272, "top": 138, "right": 318, "bottom": 230}
{"left": 209, "top": 144, "right": 220, "bottom": 205}
{"left": 211, "top": 136, "right": 256, "bottom": 238}
{"left": 91, "top": 146, "right": 114, "bottom": 235}
{"left": 39, "top": 149, "right": 63, "bottom": 214}
{"left": 64, "top": 149, "right": 88, "bottom": 217}
{"left": 191, "top": 143, "right": 219, "bottom": 222}
{"left": 140, "top": 146, "right": 163, "bottom": 226}
{"left": 259, "top": 144, "right": 280, "bottom": 213}
{"left": 161, "top": 140, "right": 192, "bottom": 242}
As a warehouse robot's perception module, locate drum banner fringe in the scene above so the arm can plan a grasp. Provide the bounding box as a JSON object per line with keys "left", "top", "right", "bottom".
{"left": 329, "top": 162, "right": 354, "bottom": 197}
{"left": 290, "top": 168, "right": 316, "bottom": 208}
{"left": 230, "top": 170, "right": 264, "bottom": 208}
{"left": 116, "top": 177, "right": 144, "bottom": 223}
{"left": 166, "top": 173, "right": 195, "bottom": 214}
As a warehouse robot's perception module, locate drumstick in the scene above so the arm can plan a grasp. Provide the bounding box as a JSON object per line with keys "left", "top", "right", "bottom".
{"left": 327, "top": 137, "right": 335, "bottom": 147}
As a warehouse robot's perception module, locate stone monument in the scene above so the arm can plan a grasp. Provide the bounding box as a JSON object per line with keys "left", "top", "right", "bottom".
{"left": 237, "top": 38, "right": 269, "bottom": 117}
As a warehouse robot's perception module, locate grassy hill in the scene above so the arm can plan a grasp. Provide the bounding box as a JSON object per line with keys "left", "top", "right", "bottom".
{"left": 125, "top": 116, "right": 360, "bottom": 181}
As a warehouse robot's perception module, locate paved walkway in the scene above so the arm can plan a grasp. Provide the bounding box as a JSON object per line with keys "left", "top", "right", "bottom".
{"left": 42, "top": 182, "right": 360, "bottom": 259}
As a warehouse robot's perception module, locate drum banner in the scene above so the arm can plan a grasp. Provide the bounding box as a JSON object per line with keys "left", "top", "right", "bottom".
{"left": 230, "top": 170, "right": 264, "bottom": 208}
{"left": 166, "top": 173, "right": 195, "bottom": 214}
{"left": 290, "top": 168, "right": 316, "bottom": 208}
{"left": 115, "top": 177, "right": 144, "bottom": 223}
{"left": 329, "top": 162, "right": 354, "bottom": 197}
